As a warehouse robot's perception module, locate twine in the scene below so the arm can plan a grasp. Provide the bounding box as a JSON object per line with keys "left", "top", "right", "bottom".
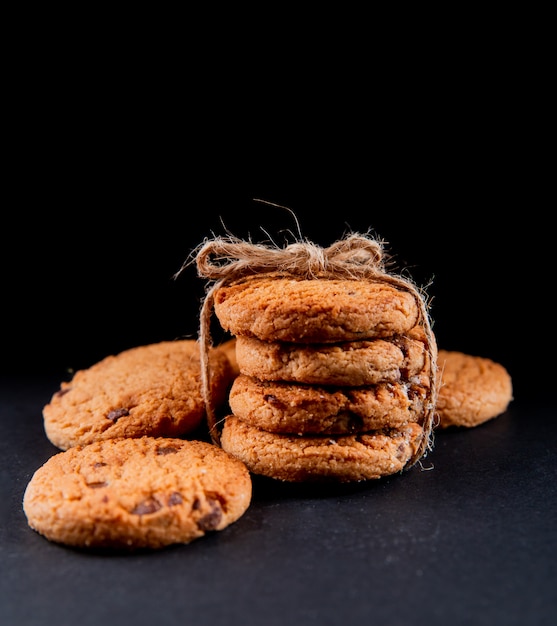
{"left": 181, "top": 232, "right": 438, "bottom": 469}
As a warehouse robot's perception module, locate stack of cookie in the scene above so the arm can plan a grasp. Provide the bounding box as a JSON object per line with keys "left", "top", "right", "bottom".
{"left": 207, "top": 273, "right": 437, "bottom": 483}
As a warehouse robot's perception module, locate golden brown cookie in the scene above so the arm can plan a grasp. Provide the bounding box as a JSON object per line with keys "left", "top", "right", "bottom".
{"left": 229, "top": 374, "right": 429, "bottom": 434}
{"left": 234, "top": 333, "right": 429, "bottom": 386}
{"left": 435, "top": 350, "right": 513, "bottom": 429}
{"left": 23, "top": 436, "right": 252, "bottom": 549}
{"left": 43, "top": 340, "right": 234, "bottom": 450}
{"left": 213, "top": 275, "right": 420, "bottom": 343}
{"left": 220, "top": 415, "right": 424, "bottom": 482}
{"left": 215, "top": 337, "right": 240, "bottom": 378}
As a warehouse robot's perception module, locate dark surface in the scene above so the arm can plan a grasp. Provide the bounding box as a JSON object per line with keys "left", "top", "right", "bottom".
{"left": 1, "top": 377, "right": 556, "bottom": 626}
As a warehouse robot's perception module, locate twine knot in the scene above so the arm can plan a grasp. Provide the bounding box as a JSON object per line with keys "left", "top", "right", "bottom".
{"left": 193, "top": 233, "right": 387, "bottom": 282}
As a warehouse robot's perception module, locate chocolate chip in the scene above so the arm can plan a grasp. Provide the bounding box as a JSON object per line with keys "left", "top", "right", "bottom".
{"left": 334, "top": 410, "right": 363, "bottom": 432}
{"left": 196, "top": 497, "right": 223, "bottom": 531}
{"left": 106, "top": 408, "right": 129, "bottom": 422}
{"left": 131, "top": 497, "right": 162, "bottom": 515}
{"left": 167, "top": 492, "right": 183, "bottom": 506}
{"left": 156, "top": 445, "right": 180, "bottom": 455}
{"left": 86, "top": 481, "right": 108, "bottom": 489}
{"left": 407, "top": 385, "right": 426, "bottom": 402}
{"left": 264, "top": 394, "right": 286, "bottom": 408}
{"left": 396, "top": 442, "right": 407, "bottom": 459}
{"left": 54, "top": 387, "right": 71, "bottom": 398}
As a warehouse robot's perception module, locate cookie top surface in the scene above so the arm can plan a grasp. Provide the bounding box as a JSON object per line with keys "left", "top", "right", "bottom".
{"left": 23, "top": 436, "right": 252, "bottom": 550}
{"left": 220, "top": 416, "right": 424, "bottom": 483}
{"left": 435, "top": 350, "right": 513, "bottom": 428}
{"left": 43, "top": 340, "right": 233, "bottom": 450}
{"left": 234, "top": 332, "right": 429, "bottom": 386}
{"left": 213, "top": 276, "right": 420, "bottom": 342}
{"left": 229, "top": 375, "right": 429, "bottom": 434}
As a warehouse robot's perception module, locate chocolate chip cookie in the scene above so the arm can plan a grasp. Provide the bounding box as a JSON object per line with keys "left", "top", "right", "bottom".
{"left": 220, "top": 415, "right": 424, "bottom": 483}
{"left": 234, "top": 332, "right": 429, "bottom": 386}
{"left": 43, "top": 340, "right": 234, "bottom": 450}
{"left": 435, "top": 350, "right": 513, "bottom": 428}
{"left": 213, "top": 275, "right": 420, "bottom": 343}
{"left": 23, "top": 436, "right": 252, "bottom": 549}
{"left": 229, "top": 374, "right": 429, "bottom": 434}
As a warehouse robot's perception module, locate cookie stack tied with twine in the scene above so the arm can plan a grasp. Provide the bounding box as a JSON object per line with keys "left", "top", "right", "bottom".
{"left": 192, "top": 232, "right": 439, "bottom": 483}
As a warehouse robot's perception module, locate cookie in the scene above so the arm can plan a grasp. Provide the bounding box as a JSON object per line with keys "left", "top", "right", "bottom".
{"left": 220, "top": 415, "right": 424, "bottom": 483}
{"left": 23, "top": 436, "right": 252, "bottom": 549}
{"left": 435, "top": 350, "right": 513, "bottom": 429}
{"left": 234, "top": 332, "right": 429, "bottom": 386}
{"left": 229, "top": 374, "right": 429, "bottom": 434}
{"left": 43, "top": 340, "right": 234, "bottom": 450}
{"left": 216, "top": 337, "right": 240, "bottom": 378}
{"left": 213, "top": 275, "right": 420, "bottom": 343}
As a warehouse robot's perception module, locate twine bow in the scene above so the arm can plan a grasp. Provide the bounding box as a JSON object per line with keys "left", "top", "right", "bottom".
{"left": 194, "top": 233, "right": 387, "bottom": 282}
{"left": 179, "top": 232, "right": 438, "bottom": 469}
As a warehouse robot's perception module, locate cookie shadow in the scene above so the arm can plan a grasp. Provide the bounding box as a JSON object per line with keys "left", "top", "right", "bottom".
{"left": 250, "top": 473, "right": 386, "bottom": 501}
